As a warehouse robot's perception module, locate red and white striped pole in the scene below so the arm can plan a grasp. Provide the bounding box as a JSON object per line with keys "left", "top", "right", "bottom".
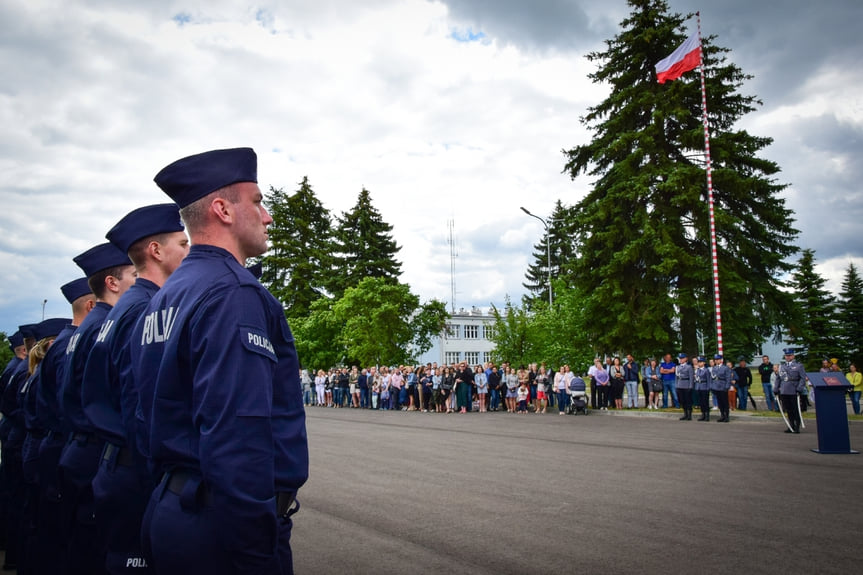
{"left": 696, "top": 12, "right": 723, "bottom": 355}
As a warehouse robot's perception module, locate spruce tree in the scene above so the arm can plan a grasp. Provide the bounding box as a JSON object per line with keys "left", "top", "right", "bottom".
{"left": 837, "top": 262, "right": 863, "bottom": 366}
{"left": 261, "top": 177, "right": 334, "bottom": 319}
{"left": 329, "top": 188, "right": 402, "bottom": 298}
{"left": 561, "top": 0, "right": 797, "bottom": 356}
{"left": 522, "top": 200, "right": 577, "bottom": 308}
{"left": 786, "top": 249, "right": 839, "bottom": 370}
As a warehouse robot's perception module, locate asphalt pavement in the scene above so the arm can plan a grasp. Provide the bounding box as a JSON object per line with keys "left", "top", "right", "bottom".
{"left": 291, "top": 406, "right": 863, "bottom": 574}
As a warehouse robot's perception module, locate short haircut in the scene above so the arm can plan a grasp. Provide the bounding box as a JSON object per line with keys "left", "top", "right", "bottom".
{"left": 179, "top": 184, "right": 242, "bottom": 232}
{"left": 88, "top": 265, "right": 130, "bottom": 299}
{"left": 127, "top": 232, "right": 172, "bottom": 268}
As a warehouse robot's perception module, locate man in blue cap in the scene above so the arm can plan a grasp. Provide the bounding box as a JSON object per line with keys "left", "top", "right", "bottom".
{"left": 19, "top": 317, "right": 72, "bottom": 574}
{"left": 34, "top": 277, "right": 94, "bottom": 574}
{"left": 710, "top": 354, "right": 732, "bottom": 422}
{"left": 134, "top": 148, "right": 308, "bottom": 575}
{"left": 84, "top": 203, "right": 188, "bottom": 574}
{"left": 675, "top": 352, "right": 694, "bottom": 420}
{"left": 59, "top": 243, "right": 135, "bottom": 575}
{"left": 774, "top": 348, "right": 807, "bottom": 433}
{"left": 0, "top": 323, "right": 39, "bottom": 571}
{"left": 0, "top": 330, "right": 26, "bottom": 555}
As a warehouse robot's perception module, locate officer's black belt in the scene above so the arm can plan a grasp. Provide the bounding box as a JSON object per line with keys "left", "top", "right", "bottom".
{"left": 102, "top": 442, "right": 134, "bottom": 467}
{"left": 71, "top": 432, "right": 99, "bottom": 445}
{"left": 164, "top": 470, "right": 297, "bottom": 517}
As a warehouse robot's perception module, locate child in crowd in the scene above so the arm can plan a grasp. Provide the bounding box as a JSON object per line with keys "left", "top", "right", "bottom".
{"left": 372, "top": 377, "right": 380, "bottom": 410}
{"left": 517, "top": 381, "right": 529, "bottom": 413}
{"left": 380, "top": 378, "right": 390, "bottom": 411}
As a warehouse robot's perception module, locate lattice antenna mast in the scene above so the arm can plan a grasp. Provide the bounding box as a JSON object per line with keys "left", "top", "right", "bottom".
{"left": 447, "top": 219, "right": 458, "bottom": 314}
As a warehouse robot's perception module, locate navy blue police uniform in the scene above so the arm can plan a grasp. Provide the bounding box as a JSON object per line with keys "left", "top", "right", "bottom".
{"left": 0, "top": 330, "right": 26, "bottom": 559}
{"left": 32, "top": 278, "right": 91, "bottom": 575}
{"left": 710, "top": 354, "right": 732, "bottom": 422}
{"left": 83, "top": 203, "right": 185, "bottom": 574}
{"left": 59, "top": 243, "right": 132, "bottom": 575}
{"left": 0, "top": 324, "right": 39, "bottom": 571}
{"left": 133, "top": 148, "right": 308, "bottom": 575}
{"left": 19, "top": 318, "right": 71, "bottom": 574}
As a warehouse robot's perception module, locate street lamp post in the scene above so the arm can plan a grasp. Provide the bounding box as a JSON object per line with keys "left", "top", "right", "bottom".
{"left": 41, "top": 299, "right": 47, "bottom": 320}
{"left": 520, "top": 207, "right": 553, "bottom": 306}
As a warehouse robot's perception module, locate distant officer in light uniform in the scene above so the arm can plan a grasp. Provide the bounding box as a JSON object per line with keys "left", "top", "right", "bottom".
{"left": 694, "top": 356, "right": 712, "bottom": 421}
{"left": 83, "top": 204, "right": 189, "bottom": 574}
{"left": 675, "top": 352, "right": 694, "bottom": 420}
{"left": 59, "top": 243, "right": 136, "bottom": 575}
{"left": 133, "top": 148, "right": 308, "bottom": 575}
{"left": 711, "top": 353, "right": 732, "bottom": 423}
{"left": 774, "top": 348, "right": 807, "bottom": 433}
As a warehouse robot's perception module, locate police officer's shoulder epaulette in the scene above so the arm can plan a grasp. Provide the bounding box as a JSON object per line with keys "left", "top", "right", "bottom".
{"left": 223, "top": 259, "right": 262, "bottom": 287}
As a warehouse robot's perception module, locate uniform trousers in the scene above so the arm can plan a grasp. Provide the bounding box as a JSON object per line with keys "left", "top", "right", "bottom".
{"left": 780, "top": 394, "right": 801, "bottom": 431}
{"left": 143, "top": 474, "right": 295, "bottom": 575}
{"left": 713, "top": 390, "right": 729, "bottom": 418}
{"left": 37, "top": 433, "right": 68, "bottom": 575}
{"left": 59, "top": 436, "right": 107, "bottom": 575}
{"left": 92, "top": 447, "right": 153, "bottom": 573}
{"left": 678, "top": 388, "right": 693, "bottom": 411}
{"left": 698, "top": 389, "right": 711, "bottom": 416}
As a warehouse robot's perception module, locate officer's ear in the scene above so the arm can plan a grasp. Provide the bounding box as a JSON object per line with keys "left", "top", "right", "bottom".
{"left": 210, "top": 197, "right": 233, "bottom": 225}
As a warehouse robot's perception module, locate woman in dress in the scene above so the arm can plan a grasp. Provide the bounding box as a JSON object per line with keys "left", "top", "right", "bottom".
{"left": 609, "top": 357, "right": 625, "bottom": 410}
{"left": 474, "top": 365, "right": 488, "bottom": 412}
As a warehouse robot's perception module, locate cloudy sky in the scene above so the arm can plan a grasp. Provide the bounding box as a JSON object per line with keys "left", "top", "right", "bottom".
{"left": 1, "top": 0, "right": 861, "bottom": 333}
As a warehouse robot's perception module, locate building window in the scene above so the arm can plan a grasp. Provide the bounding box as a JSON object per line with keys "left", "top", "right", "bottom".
{"left": 464, "top": 351, "right": 479, "bottom": 366}
{"left": 446, "top": 324, "right": 460, "bottom": 339}
{"left": 445, "top": 351, "right": 460, "bottom": 364}
{"left": 464, "top": 325, "right": 478, "bottom": 339}
{"left": 482, "top": 324, "right": 495, "bottom": 340}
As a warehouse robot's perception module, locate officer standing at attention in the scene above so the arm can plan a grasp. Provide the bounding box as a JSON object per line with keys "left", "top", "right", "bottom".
{"left": 59, "top": 243, "right": 136, "bottom": 575}
{"left": 694, "top": 357, "right": 712, "bottom": 421}
{"left": 34, "top": 277, "right": 95, "bottom": 575}
{"left": 675, "top": 352, "right": 694, "bottom": 420}
{"left": 83, "top": 204, "right": 189, "bottom": 574}
{"left": 711, "top": 354, "right": 732, "bottom": 422}
{"left": 133, "top": 148, "right": 308, "bottom": 575}
{"left": 774, "top": 348, "right": 807, "bottom": 433}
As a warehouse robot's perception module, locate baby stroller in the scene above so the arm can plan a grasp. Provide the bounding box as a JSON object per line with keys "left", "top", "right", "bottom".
{"left": 567, "top": 376, "right": 589, "bottom": 415}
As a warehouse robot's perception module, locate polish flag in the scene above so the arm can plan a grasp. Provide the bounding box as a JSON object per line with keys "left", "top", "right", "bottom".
{"left": 655, "top": 33, "right": 701, "bottom": 84}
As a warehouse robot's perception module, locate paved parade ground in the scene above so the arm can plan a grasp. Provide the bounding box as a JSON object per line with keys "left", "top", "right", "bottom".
{"left": 292, "top": 408, "right": 862, "bottom": 574}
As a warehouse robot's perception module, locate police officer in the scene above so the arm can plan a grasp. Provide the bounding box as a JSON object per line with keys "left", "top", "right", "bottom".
{"left": 774, "top": 348, "right": 807, "bottom": 433}
{"left": 711, "top": 353, "right": 732, "bottom": 422}
{"left": 34, "top": 277, "right": 94, "bottom": 575}
{"left": 81, "top": 204, "right": 189, "bottom": 573}
{"left": 82, "top": 203, "right": 188, "bottom": 574}
{"left": 19, "top": 317, "right": 71, "bottom": 573}
{"left": 695, "top": 357, "right": 712, "bottom": 421}
{"left": 0, "top": 323, "right": 38, "bottom": 572}
{"left": 133, "top": 148, "right": 309, "bottom": 574}
{"left": 59, "top": 243, "right": 135, "bottom": 575}
{"left": 675, "top": 353, "right": 694, "bottom": 420}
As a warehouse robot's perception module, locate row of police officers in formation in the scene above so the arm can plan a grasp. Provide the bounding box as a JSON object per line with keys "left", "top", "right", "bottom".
{"left": 665, "top": 350, "right": 807, "bottom": 430}
{"left": 0, "top": 148, "right": 309, "bottom": 575}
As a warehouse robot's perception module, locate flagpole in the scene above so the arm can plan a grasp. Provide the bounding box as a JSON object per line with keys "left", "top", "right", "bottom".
{"left": 696, "top": 11, "right": 723, "bottom": 356}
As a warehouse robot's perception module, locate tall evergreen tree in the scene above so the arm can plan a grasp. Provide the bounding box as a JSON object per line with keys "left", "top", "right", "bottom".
{"left": 786, "top": 249, "right": 839, "bottom": 370}
{"left": 261, "top": 177, "right": 334, "bottom": 319}
{"left": 522, "top": 200, "right": 577, "bottom": 308}
{"left": 837, "top": 262, "right": 863, "bottom": 366}
{"left": 329, "top": 188, "right": 402, "bottom": 298}
{"left": 561, "top": 0, "right": 798, "bottom": 357}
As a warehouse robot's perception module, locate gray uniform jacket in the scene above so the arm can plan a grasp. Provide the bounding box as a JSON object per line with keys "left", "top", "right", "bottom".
{"left": 774, "top": 361, "right": 807, "bottom": 396}
{"left": 710, "top": 364, "right": 732, "bottom": 392}
{"left": 675, "top": 362, "right": 694, "bottom": 390}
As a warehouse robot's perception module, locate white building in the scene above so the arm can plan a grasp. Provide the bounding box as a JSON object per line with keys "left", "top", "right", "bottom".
{"left": 417, "top": 306, "right": 497, "bottom": 366}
